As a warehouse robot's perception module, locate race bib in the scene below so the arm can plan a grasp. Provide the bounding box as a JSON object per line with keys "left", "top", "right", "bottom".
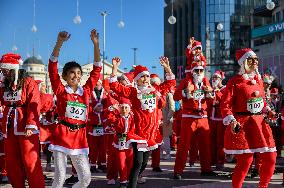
{"left": 65, "top": 101, "right": 87, "bottom": 121}
{"left": 193, "top": 89, "right": 205, "bottom": 100}
{"left": 118, "top": 134, "right": 127, "bottom": 150}
{"left": 140, "top": 93, "right": 156, "bottom": 111}
{"left": 3, "top": 90, "right": 22, "bottom": 102}
{"left": 247, "top": 97, "right": 264, "bottom": 114}
{"left": 93, "top": 126, "right": 104, "bottom": 136}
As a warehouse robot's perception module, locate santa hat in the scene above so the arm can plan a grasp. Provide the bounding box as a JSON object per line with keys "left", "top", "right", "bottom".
{"left": 270, "top": 88, "right": 278, "bottom": 95}
{"left": 150, "top": 74, "right": 161, "bottom": 84}
{"left": 191, "top": 56, "right": 206, "bottom": 71}
{"left": 0, "top": 53, "right": 23, "bottom": 90}
{"left": 213, "top": 70, "right": 225, "bottom": 79}
{"left": 121, "top": 72, "right": 134, "bottom": 85}
{"left": 119, "top": 97, "right": 132, "bottom": 109}
{"left": 133, "top": 65, "right": 149, "bottom": 81}
{"left": 191, "top": 41, "right": 202, "bottom": 52}
{"left": 262, "top": 74, "right": 274, "bottom": 84}
{"left": 235, "top": 48, "right": 256, "bottom": 66}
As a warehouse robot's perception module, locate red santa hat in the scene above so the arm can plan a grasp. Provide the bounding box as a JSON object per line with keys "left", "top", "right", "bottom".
{"left": 191, "top": 56, "right": 206, "bottom": 71}
{"left": 119, "top": 97, "right": 132, "bottom": 109}
{"left": 150, "top": 74, "right": 161, "bottom": 84}
{"left": 191, "top": 41, "right": 202, "bottom": 52}
{"left": 270, "top": 88, "right": 278, "bottom": 95}
{"left": 213, "top": 70, "right": 225, "bottom": 79}
{"left": 133, "top": 65, "right": 149, "bottom": 81}
{"left": 262, "top": 74, "right": 274, "bottom": 84}
{"left": 121, "top": 72, "right": 134, "bottom": 85}
{"left": 235, "top": 48, "right": 256, "bottom": 66}
{"left": 0, "top": 53, "right": 23, "bottom": 90}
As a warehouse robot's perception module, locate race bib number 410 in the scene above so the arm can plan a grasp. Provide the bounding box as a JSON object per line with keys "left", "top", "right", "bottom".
{"left": 140, "top": 94, "right": 156, "bottom": 111}
{"left": 3, "top": 90, "right": 22, "bottom": 102}
{"left": 193, "top": 89, "right": 205, "bottom": 100}
{"left": 247, "top": 97, "right": 264, "bottom": 114}
{"left": 65, "top": 101, "right": 87, "bottom": 121}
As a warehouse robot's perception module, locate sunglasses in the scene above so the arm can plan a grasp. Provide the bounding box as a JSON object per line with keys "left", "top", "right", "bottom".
{"left": 194, "top": 69, "right": 204, "bottom": 73}
{"left": 247, "top": 57, "right": 259, "bottom": 63}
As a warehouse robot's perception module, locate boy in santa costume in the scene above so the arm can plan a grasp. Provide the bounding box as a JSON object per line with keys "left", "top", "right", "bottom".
{"left": 0, "top": 53, "right": 45, "bottom": 188}
{"left": 48, "top": 29, "right": 102, "bottom": 188}
{"left": 185, "top": 37, "right": 206, "bottom": 68}
{"left": 220, "top": 48, "right": 277, "bottom": 188}
{"left": 109, "top": 56, "right": 176, "bottom": 188}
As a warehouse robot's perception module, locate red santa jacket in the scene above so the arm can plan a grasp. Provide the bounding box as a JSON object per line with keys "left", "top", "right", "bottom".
{"left": 109, "top": 75, "right": 176, "bottom": 151}
{"left": 209, "top": 86, "right": 226, "bottom": 121}
{"left": 0, "top": 77, "right": 40, "bottom": 136}
{"left": 40, "top": 93, "right": 55, "bottom": 124}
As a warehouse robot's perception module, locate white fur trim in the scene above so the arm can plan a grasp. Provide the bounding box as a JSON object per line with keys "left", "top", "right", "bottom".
{"left": 94, "top": 61, "right": 102, "bottom": 67}
{"left": 151, "top": 77, "right": 161, "bottom": 84}
{"left": 254, "top": 91, "right": 260, "bottom": 96}
{"left": 0, "top": 63, "right": 19, "bottom": 70}
{"left": 40, "top": 141, "right": 51, "bottom": 144}
{"left": 223, "top": 115, "right": 236, "bottom": 125}
{"left": 182, "top": 114, "right": 208, "bottom": 119}
{"left": 48, "top": 144, "right": 89, "bottom": 155}
{"left": 187, "top": 45, "right": 191, "bottom": 49}
{"left": 238, "top": 51, "right": 256, "bottom": 65}
{"left": 134, "top": 71, "right": 150, "bottom": 81}
{"left": 165, "top": 73, "right": 175, "bottom": 80}
{"left": 182, "top": 90, "right": 186, "bottom": 97}
{"left": 109, "top": 76, "right": 118, "bottom": 83}
{"left": 224, "top": 147, "right": 277, "bottom": 154}
{"left": 64, "top": 85, "right": 84, "bottom": 96}
{"left": 191, "top": 44, "right": 202, "bottom": 52}
{"left": 49, "top": 56, "right": 58, "bottom": 62}
{"left": 251, "top": 80, "right": 256, "bottom": 85}
{"left": 185, "top": 69, "right": 191, "bottom": 73}
{"left": 0, "top": 153, "right": 5, "bottom": 156}
{"left": 281, "top": 116, "right": 284, "bottom": 120}
{"left": 26, "top": 125, "right": 38, "bottom": 130}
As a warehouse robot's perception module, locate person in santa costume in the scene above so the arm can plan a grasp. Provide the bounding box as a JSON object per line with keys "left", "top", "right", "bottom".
{"left": 0, "top": 103, "right": 8, "bottom": 184}
{"left": 185, "top": 37, "right": 206, "bottom": 68}
{"left": 209, "top": 70, "right": 226, "bottom": 169}
{"left": 220, "top": 48, "right": 277, "bottom": 188}
{"left": 109, "top": 56, "right": 176, "bottom": 188}
{"left": 173, "top": 57, "right": 215, "bottom": 179}
{"left": 0, "top": 53, "right": 45, "bottom": 188}
{"left": 48, "top": 29, "right": 102, "bottom": 188}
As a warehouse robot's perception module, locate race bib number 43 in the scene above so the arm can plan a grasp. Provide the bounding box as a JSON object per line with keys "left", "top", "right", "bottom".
{"left": 140, "top": 94, "right": 156, "bottom": 111}
{"left": 247, "top": 97, "right": 264, "bottom": 114}
{"left": 3, "top": 90, "right": 22, "bottom": 102}
{"left": 65, "top": 101, "right": 87, "bottom": 121}
{"left": 193, "top": 89, "right": 205, "bottom": 100}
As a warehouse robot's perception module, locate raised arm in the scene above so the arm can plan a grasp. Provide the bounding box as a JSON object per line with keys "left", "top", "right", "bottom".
{"left": 84, "top": 29, "right": 102, "bottom": 91}
{"left": 158, "top": 56, "right": 176, "bottom": 95}
{"left": 49, "top": 31, "right": 70, "bottom": 95}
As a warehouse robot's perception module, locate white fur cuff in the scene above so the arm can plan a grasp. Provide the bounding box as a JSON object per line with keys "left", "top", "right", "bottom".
{"left": 26, "top": 125, "right": 38, "bottom": 130}
{"left": 94, "top": 61, "right": 102, "bottom": 67}
{"left": 165, "top": 73, "right": 175, "bottom": 80}
{"left": 223, "top": 115, "right": 236, "bottom": 126}
{"left": 49, "top": 56, "right": 58, "bottom": 62}
{"left": 182, "top": 90, "right": 186, "bottom": 97}
{"left": 109, "top": 76, "right": 118, "bottom": 83}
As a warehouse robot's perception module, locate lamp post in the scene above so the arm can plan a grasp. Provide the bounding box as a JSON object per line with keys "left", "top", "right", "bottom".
{"left": 131, "top": 47, "right": 138, "bottom": 65}
{"left": 101, "top": 11, "right": 109, "bottom": 79}
{"left": 215, "top": 22, "right": 223, "bottom": 68}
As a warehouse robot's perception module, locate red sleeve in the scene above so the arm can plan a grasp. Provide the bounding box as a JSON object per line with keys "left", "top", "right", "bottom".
{"left": 83, "top": 65, "right": 102, "bottom": 93}
{"left": 173, "top": 79, "right": 186, "bottom": 101}
{"left": 48, "top": 59, "right": 65, "bottom": 95}
{"left": 159, "top": 79, "right": 176, "bottom": 95}
{"left": 220, "top": 79, "right": 234, "bottom": 118}
{"left": 109, "top": 81, "right": 135, "bottom": 98}
{"left": 185, "top": 47, "right": 193, "bottom": 66}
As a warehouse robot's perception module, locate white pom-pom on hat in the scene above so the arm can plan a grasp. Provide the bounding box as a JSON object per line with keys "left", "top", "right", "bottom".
{"left": 251, "top": 80, "right": 256, "bottom": 85}
{"left": 254, "top": 90, "right": 259, "bottom": 96}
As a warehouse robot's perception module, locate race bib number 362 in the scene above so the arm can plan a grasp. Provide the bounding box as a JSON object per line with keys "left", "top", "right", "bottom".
{"left": 247, "top": 97, "right": 264, "bottom": 114}
{"left": 140, "top": 94, "right": 156, "bottom": 111}
{"left": 65, "top": 101, "right": 87, "bottom": 121}
{"left": 193, "top": 89, "right": 205, "bottom": 100}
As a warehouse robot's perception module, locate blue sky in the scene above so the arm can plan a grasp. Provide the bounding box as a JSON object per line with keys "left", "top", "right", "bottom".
{"left": 0, "top": 0, "right": 165, "bottom": 76}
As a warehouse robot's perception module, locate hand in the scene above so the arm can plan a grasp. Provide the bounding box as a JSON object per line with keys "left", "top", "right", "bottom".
{"left": 230, "top": 120, "right": 240, "bottom": 134}
{"left": 186, "top": 82, "right": 195, "bottom": 93}
{"left": 25, "top": 128, "right": 35, "bottom": 137}
{"left": 203, "top": 86, "right": 213, "bottom": 93}
{"left": 112, "top": 57, "right": 121, "bottom": 68}
{"left": 159, "top": 56, "right": 172, "bottom": 73}
{"left": 57, "top": 31, "right": 70, "bottom": 43}
{"left": 188, "top": 37, "right": 195, "bottom": 45}
{"left": 94, "top": 104, "right": 103, "bottom": 112}
{"left": 90, "top": 29, "right": 99, "bottom": 45}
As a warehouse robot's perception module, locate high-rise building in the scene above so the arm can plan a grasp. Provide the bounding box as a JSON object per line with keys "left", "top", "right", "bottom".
{"left": 164, "top": 0, "right": 267, "bottom": 82}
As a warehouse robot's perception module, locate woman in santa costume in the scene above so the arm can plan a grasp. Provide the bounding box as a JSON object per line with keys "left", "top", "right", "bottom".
{"left": 48, "top": 29, "right": 102, "bottom": 188}
{"left": 0, "top": 53, "right": 45, "bottom": 188}
{"left": 109, "top": 56, "right": 176, "bottom": 188}
{"left": 220, "top": 48, "right": 277, "bottom": 188}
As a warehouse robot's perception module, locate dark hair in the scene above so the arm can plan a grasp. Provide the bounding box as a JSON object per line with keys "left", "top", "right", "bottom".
{"left": 62, "top": 61, "right": 82, "bottom": 77}
{"left": 3, "top": 69, "right": 27, "bottom": 91}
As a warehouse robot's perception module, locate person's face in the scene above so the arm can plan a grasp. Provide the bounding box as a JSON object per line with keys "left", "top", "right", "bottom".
{"left": 63, "top": 67, "right": 82, "bottom": 88}
{"left": 119, "top": 78, "right": 127, "bottom": 86}
{"left": 119, "top": 105, "right": 130, "bottom": 116}
{"left": 137, "top": 74, "right": 150, "bottom": 87}
{"left": 40, "top": 84, "right": 46, "bottom": 94}
{"left": 264, "top": 83, "right": 271, "bottom": 90}
{"left": 95, "top": 81, "right": 102, "bottom": 90}
{"left": 194, "top": 47, "right": 202, "bottom": 55}
{"left": 245, "top": 55, "right": 259, "bottom": 74}
{"left": 271, "top": 94, "right": 279, "bottom": 102}
{"left": 193, "top": 68, "right": 204, "bottom": 76}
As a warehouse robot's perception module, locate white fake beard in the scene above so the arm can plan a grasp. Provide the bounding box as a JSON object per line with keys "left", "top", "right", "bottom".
{"left": 212, "top": 80, "right": 219, "bottom": 88}
{"left": 137, "top": 84, "right": 153, "bottom": 94}
{"left": 193, "top": 72, "right": 204, "bottom": 84}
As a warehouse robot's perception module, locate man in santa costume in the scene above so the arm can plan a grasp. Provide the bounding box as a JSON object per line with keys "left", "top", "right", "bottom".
{"left": 0, "top": 53, "right": 45, "bottom": 187}
{"left": 173, "top": 59, "right": 215, "bottom": 179}
{"left": 220, "top": 48, "right": 277, "bottom": 188}
{"left": 109, "top": 56, "right": 175, "bottom": 188}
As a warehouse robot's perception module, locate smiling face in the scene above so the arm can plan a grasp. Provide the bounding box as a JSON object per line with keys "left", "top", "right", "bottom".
{"left": 119, "top": 105, "right": 130, "bottom": 116}
{"left": 62, "top": 67, "right": 82, "bottom": 89}
{"left": 137, "top": 74, "right": 150, "bottom": 87}
{"left": 194, "top": 47, "right": 202, "bottom": 56}
{"left": 245, "top": 55, "right": 259, "bottom": 74}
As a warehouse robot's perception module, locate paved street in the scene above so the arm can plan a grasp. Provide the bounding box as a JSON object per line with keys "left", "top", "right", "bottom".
{"left": 1, "top": 152, "right": 283, "bottom": 188}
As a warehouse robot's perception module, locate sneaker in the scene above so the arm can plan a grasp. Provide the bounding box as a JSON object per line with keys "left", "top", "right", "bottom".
{"left": 64, "top": 175, "right": 79, "bottom": 185}
{"left": 152, "top": 167, "right": 163, "bottom": 172}
{"left": 1, "top": 175, "right": 8, "bottom": 183}
{"left": 173, "top": 173, "right": 182, "bottom": 180}
{"left": 189, "top": 162, "right": 195, "bottom": 167}
{"left": 163, "top": 153, "right": 171, "bottom": 160}
{"left": 119, "top": 182, "right": 127, "bottom": 188}
{"left": 45, "top": 163, "right": 52, "bottom": 172}
{"left": 137, "top": 175, "right": 146, "bottom": 184}
{"left": 107, "top": 179, "right": 116, "bottom": 185}
{"left": 98, "top": 165, "right": 107, "bottom": 173}
{"left": 200, "top": 171, "right": 218, "bottom": 176}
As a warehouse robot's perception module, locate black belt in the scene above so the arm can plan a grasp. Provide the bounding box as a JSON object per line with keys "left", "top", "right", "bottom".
{"left": 117, "top": 133, "right": 127, "bottom": 138}
{"left": 60, "top": 120, "right": 86, "bottom": 131}
{"left": 92, "top": 124, "right": 103, "bottom": 128}
{"left": 235, "top": 112, "right": 262, "bottom": 116}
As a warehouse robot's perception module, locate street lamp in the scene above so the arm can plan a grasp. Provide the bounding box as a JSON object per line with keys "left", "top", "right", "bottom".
{"left": 100, "top": 11, "right": 109, "bottom": 79}
{"left": 168, "top": 0, "right": 176, "bottom": 24}
{"left": 266, "top": 0, "right": 275, "bottom": 11}
{"left": 215, "top": 22, "right": 223, "bottom": 67}
{"left": 131, "top": 47, "right": 138, "bottom": 65}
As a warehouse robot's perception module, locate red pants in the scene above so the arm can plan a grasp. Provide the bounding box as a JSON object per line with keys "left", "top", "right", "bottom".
{"left": 106, "top": 134, "right": 118, "bottom": 180}
{"left": 88, "top": 135, "right": 106, "bottom": 166}
{"left": 151, "top": 146, "right": 161, "bottom": 168}
{"left": 189, "top": 132, "right": 198, "bottom": 164}
{"left": 215, "top": 120, "right": 226, "bottom": 165}
{"left": 174, "top": 117, "right": 212, "bottom": 174}
{"left": 117, "top": 149, "right": 133, "bottom": 182}
{"left": 0, "top": 155, "right": 7, "bottom": 176}
{"left": 232, "top": 152, "right": 276, "bottom": 188}
{"left": 5, "top": 131, "right": 45, "bottom": 188}
{"left": 170, "top": 135, "right": 177, "bottom": 149}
